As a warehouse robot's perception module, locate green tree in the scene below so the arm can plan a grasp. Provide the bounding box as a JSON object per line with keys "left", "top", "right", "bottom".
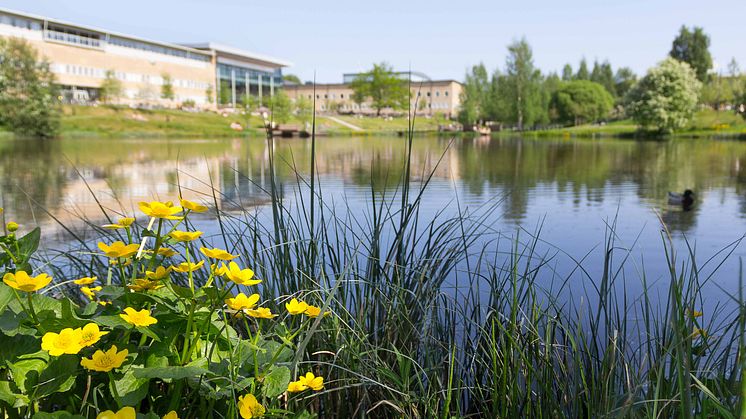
{"left": 502, "top": 38, "right": 545, "bottom": 129}
{"left": 350, "top": 62, "right": 408, "bottom": 116}
{"left": 161, "top": 73, "right": 175, "bottom": 100}
{"left": 269, "top": 90, "right": 292, "bottom": 123}
{"left": 99, "top": 70, "right": 122, "bottom": 104}
{"left": 561, "top": 64, "right": 574, "bottom": 81}
{"left": 0, "top": 38, "right": 59, "bottom": 137}
{"left": 626, "top": 57, "right": 701, "bottom": 132}
{"left": 458, "top": 63, "right": 490, "bottom": 125}
{"left": 205, "top": 84, "right": 214, "bottom": 104}
{"left": 295, "top": 95, "right": 313, "bottom": 126}
{"left": 550, "top": 80, "right": 614, "bottom": 125}
{"left": 590, "top": 60, "right": 616, "bottom": 97}
{"left": 576, "top": 59, "right": 590, "bottom": 80}
{"left": 283, "top": 74, "right": 302, "bottom": 84}
{"left": 669, "top": 25, "right": 712, "bottom": 82}
{"left": 614, "top": 67, "right": 637, "bottom": 98}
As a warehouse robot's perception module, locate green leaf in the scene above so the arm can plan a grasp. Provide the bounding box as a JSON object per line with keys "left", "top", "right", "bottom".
{"left": 16, "top": 227, "right": 40, "bottom": 261}
{"left": 8, "top": 354, "right": 46, "bottom": 393}
{"left": 0, "top": 283, "right": 16, "bottom": 312}
{"left": 113, "top": 368, "right": 149, "bottom": 406}
{"left": 0, "top": 334, "right": 39, "bottom": 363}
{"left": 35, "top": 354, "right": 78, "bottom": 398}
{"left": 0, "top": 380, "right": 29, "bottom": 407}
{"left": 33, "top": 412, "right": 85, "bottom": 419}
{"left": 262, "top": 366, "right": 290, "bottom": 398}
{"left": 133, "top": 359, "right": 210, "bottom": 381}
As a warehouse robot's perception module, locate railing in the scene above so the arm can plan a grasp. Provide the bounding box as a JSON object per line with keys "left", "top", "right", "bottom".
{"left": 43, "top": 30, "right": 102, "bottom": 49}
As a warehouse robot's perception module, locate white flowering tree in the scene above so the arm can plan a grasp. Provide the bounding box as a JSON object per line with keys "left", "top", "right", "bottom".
{"left": 626, "top": 58, "right": 701, "bottom": 133}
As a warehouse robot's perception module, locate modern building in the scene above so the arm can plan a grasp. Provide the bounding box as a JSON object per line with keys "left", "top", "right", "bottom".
{"left": 284, "top": 75, "right": 463, "bottom": 117}
{"left": 0, "top": 8, "right": 290, "bottom": 108}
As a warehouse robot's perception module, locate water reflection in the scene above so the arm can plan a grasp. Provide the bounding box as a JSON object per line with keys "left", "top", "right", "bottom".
{"left": 1, "top": 136, "right": 746, "bottom": 243}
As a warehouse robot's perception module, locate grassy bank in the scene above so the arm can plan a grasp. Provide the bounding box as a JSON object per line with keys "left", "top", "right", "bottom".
{"left": 507, "top": 109, "right": 746, "bottom": 139}
{"left": 7, "top": 120, "right": 740, "bottom": 418}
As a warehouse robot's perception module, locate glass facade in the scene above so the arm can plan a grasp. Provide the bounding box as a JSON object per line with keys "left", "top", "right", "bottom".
{"left": 216, "top": 63, "right": 283, "bottom": 106}
{"left": 0, "top": 12, "right": 42, "bottom": 30}
{"left": 109, "top": 36, "right": 211, "bottom": 62}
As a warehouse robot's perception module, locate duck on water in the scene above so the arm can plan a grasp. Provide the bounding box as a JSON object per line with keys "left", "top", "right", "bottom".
{"left": 668, "top": 189, "right": 695, "bottom": 211}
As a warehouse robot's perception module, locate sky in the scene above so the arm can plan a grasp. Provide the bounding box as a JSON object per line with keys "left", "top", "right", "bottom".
{"left": 3, "top": 0, "right": 744, "bottom": 82}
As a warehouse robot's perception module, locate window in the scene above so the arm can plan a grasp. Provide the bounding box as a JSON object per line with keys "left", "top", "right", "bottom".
{"left": 444, "top": 91, "right": 449, "bottom": 97}
{"left": 340, "top": 94, "right": 344, "bottom": 99}
{"left": 0, "top": 13, "right": 41, "bottom": 30}
{"left": 426, "top": 92, "right": 431, "bottom": 97}
{"left": 435, "top": 91, "right": 440, "bottom": 97}
{"left": 45, "top": 25, "right": 102, "bottom": 48}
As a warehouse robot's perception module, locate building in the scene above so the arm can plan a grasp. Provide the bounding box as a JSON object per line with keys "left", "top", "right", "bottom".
{"left": 0, "top": 8, "right": 290, "bottom": 108}
{"left": 284, "top": 74, "right": 462, "bottom": 117}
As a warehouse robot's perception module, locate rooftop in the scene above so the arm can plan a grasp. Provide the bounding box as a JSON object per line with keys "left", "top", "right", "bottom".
{"left": 179, "top": 42, "right": 292, "bottom": 68}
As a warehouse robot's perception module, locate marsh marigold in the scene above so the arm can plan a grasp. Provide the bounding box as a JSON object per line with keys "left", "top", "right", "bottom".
{"left": 3, "top": 271, "right": 52, "bottom": 292}
{"left": 81, "top": 345, "right": 128, "bottom": 372}
{"left": 285, "top": 298, "right": 308, "bottom": 315}
{"left": 139, "top": 201, "right": 183, "bottom": 220}
{"left": 96, "top": 406, "right": 136, "bottom": 419}
{"left": 98, "top": 241, "right": 139, "bottom": 259}
{"left": 120, "top": 307, "right": 158, "bottom": 327}
{"left": 41, "top": 328, "right": 83, "bottom": 356}
{"left": 237, "top": 394, "right": 265, "bottom": 418}
{"left": 168, "top": 230, "right": 202, "bottom": 242}
{"left": 225, "top": 293, "right": 260, "bottom": 311}
{"left": 224, "top": 262, "right": 261, "bottom": 286}
{"left": 78, "top": 323, "right": 108, "bottom": 347}
{"left": 180, "top": 198, "right": 208, "bottom": 213}
{"left": 200, "top": 246, "right": 238, "bottom": 261}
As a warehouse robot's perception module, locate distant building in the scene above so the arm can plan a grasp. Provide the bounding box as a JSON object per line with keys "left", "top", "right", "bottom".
{"left": 284, "top": 75, "right": 463, "bottom": 117}
{"left": 0, "top": 8, "right": 290, "bottom": 108}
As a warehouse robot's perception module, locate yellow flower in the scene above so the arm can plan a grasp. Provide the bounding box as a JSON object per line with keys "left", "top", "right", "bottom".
{"left": 79, "top": 323, "right": 109, "bottom": 347}
{"left": 6, "top": 221, "right": 18, "bottom": 232}
{"left": 298, "top": 371, "right": 324, "bottom": 391}
{"left": 246, "top": 307, "right": 277, "bottom": 319}
{"left": 99, "top": 300, "right": 111, "bottom": 306}
{"left": 41, "top": 328, "right": 84, "bottom": 356}
{"left": 102, "top": 217, "right": 135, "bottom": 229}
{"left": 139, "top": 201, "right": 183, "bottom": 220}
{"left": 73, "top": 276, "right": 97, "bottom": 285}
{"left": 145, "top": 266, "right": 171, "bottom": 280}
{"left": 3, "top": 271, "right": 52, "bottom": 292}
{"left": 287, "top": 380, "right": 307, "bottom": 392}
{"left": 172, "top": 260, "right": 204, "bottom": 273}
{"left": 200, "top": 247, "right": 238, "bottom": 261}
{"left": 81, "top": 345, "right": 128, "bottom": 372}
{"left": 285, "top": 298, "right": 308, "bottom": 315}
{"left": 225, "top": 262, "right": 261, "bottom": 286}
{"left": 212, "top": 263, "right": 229, "bottom": 276}
{"left": 96, "top": 407, "right": 136, "bottom": 419}
{"left": 690, "top": 310, "right": 703, "bottom": 318}
{"left": 304, "top": 305, "right": 329, "bottom": 318}
{"left": 128, "top": 278, "right": 164, "bottom": 292}
{"left": 157, "top": 247, "right": 177, "bottom": 257}
{"left": 81, "top": 286, "right": 102, "bottom": 300}
{"left": 237, "top": 394, "right": 265, "bottom": 419}
{"left": 162, "top": 411, "right": 179, "bottom": 419}
{"left": 168, "top": 230, "right": 202, "bottom": 242}
{"left": 225, "top": 293, "right": 260, "bottom": 311}
{"left": 120, "top": 307, "right": 158, "bottom": 327}
{"left": 180, "top": 199, "right": 208, "bottom": 213}
{"left": 98, "top": 241, "right": 139, "bottom": 259}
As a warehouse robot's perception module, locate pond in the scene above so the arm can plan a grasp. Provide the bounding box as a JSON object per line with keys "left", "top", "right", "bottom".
{"left": 1, "top": 135, "right": 745, "bottom": 306}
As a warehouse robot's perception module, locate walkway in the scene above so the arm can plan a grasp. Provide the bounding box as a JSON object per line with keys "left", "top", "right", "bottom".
{"left": 324, "top": 116, "right": 364, "bottom": 132}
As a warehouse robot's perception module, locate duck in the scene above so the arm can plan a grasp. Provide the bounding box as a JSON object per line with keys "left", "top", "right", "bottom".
{"left": 668, "top": 189, "right": 695, "bottom": 209}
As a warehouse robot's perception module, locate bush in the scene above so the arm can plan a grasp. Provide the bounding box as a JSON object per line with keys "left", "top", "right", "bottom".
{"left": 0, "top": 38, "right": 60, "bottom": 138}
{"left": 0, "top": 201, "right": 329, "bottom": 418}
{"left": 550, "top": 80, "right": 614, "bottom": 125}
{"left": 626, "top": 57, "right": 701, "bottom": 132}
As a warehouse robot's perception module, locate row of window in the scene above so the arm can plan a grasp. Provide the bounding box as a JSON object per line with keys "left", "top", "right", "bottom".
{"left": 305, "top": 90, "right": 450, "bottom": 100}
{"left": 0, "top": 12, "right": 210, "bottom": 63}
{"left": 53, "top": 64, "right": 211, "bottom": 90}
{"left": 316, "top": 102, "right": 452, "bottom": 111}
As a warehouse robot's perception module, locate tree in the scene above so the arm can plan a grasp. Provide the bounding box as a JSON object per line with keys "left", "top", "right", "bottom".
{"left": 350, "top": 62, "right": 408, "bottom": 116}
{"left": 669, "top": 25, "right": 712, "bottom": 82}
{"left": 269, "top": 90, "right": 292, "bottom": 123}
{"left": 283, "top": 74, "right": 302, "bottom": 84}
{"left": 590, "top": 60, "right": 616, "bottom": 97}
{"left": 614, "top": 67, "right": 637, "bottom": 99}
{"left": 626, "top": 58, "right": 701, "bottom": 132}
{"left": 457, "top": 63, "right": 489, "bottom": 125}
{"left": 161, "top": 73, "right": 175, "bottom": 101}
{"left": 99, "top": 70, "right": 122, "bottom": 104}
{"left": 502, "top": 38, "right": 545, "bottom": 129}
{"left": 576, "top": 59, "right": 590, "bottom": 80}
{"left": 561, "top": 64, "right": 574, "bottom": 81}
{"left": 205, "top": 84, "right": 214, "bottom": 104}
{"left": 0, "top": 38, "right": 60, "bottom": 137}
{"left": 295, "top": 95, "right": 313, "bottom": 127}
{"left": 550, "top": 80, "right": 614, "bottom": 125}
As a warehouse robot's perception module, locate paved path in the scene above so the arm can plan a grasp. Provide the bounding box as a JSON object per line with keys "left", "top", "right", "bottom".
{"left": 324, "top": 116, "right": 364, "bottom": 131}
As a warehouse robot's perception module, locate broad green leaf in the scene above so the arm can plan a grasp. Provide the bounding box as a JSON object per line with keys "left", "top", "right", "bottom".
{"left": 0, "top": 283, "right": 16, "bottom": 312}
{"left": 16, "top": 227, "right": 40, "bottom": 261}
{"left": 0, "top": 380, "right": 29, "bottom": 407}
{"left": 33, "top": 412, "right": 85, "bottom": 419}
{"left": 261, "top": 366, "right": 290, "bottom": 398}
{"left": 35, "top": 354, "right": 78, "bottom": 398}
{"left": 133, "top": 359, "right": 210, "bottom": 380}
{"left": 113, "top": 369, "right": 149, "bottom": 406}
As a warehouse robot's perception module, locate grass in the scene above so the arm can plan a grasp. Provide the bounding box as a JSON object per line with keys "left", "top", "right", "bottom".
{"left": 509, "top": 109, "right": 746, "bottom": 139}
{"left": 39, "top": 108, "right": 746, "bottom": 418}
